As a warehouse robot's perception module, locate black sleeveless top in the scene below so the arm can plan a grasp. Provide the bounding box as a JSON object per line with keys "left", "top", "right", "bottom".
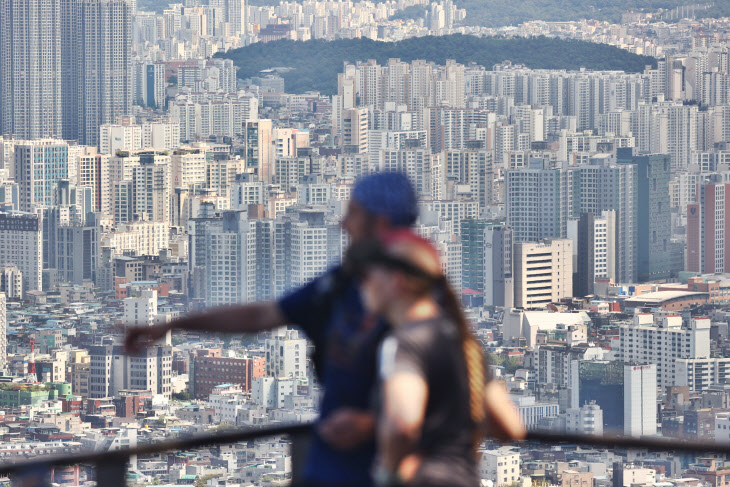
{"left": 378, "top": 316, "right": 487, "bottom": 487}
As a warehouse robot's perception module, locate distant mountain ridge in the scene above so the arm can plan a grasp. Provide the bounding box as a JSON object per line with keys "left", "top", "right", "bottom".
{"left": 137, "top": 0, "right": 727, "bottom": 25}
{"left": 217, "top": 35, "right": 658, "bottom": 95}
{"left": 454, "top": 0, "right": 723, "bottom": 27}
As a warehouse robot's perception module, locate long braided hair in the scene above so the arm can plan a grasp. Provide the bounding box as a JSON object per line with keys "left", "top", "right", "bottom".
{"left": 434, "top": 277, "right": 488, "bottom": 449}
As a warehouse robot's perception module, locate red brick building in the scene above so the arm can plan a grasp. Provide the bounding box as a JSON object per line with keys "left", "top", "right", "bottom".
{"left": 113, "top": 392, "right": 151, "bottom": 418}
{"left": 192, "top": 350, "right": 265, "bottom": 398}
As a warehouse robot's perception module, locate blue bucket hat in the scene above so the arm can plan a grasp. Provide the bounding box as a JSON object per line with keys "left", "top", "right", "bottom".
{"left": 351, "top": 172, "right": 418, "bottom": 227}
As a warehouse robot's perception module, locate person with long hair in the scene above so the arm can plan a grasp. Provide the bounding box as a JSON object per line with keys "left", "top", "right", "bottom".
{"left": 348, "top": 230, "right": 526, "bottom": 487}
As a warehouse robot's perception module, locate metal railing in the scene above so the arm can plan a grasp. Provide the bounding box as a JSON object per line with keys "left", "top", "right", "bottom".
{"left": 5, "top": 425, "right": 730, "bottom": 487}
{"left": 0, "top": 423, "right": 313, "bottom": 487}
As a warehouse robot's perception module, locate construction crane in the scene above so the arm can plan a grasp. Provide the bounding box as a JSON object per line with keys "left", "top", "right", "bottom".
{"left": 28, "top": 338, "right": 36, "bottom": 376}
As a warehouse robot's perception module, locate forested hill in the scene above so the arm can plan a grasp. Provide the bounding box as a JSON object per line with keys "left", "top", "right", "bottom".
{"left": 217, "top": 35, "right": 658, "bottom": 95}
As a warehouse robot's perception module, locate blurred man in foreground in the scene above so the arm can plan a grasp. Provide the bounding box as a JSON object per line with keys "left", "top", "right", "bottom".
{"left": 127, "top": 172, "right": 420, "bottom": 486}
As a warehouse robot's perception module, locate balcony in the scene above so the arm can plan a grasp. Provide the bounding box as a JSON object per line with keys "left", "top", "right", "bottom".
{"left": 5, "top": 424, "right": 730, "bottom": 487}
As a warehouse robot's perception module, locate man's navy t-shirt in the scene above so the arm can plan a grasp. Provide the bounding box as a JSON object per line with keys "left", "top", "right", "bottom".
{"left": 278, "top": 267, "right": 385, "bottom": 486}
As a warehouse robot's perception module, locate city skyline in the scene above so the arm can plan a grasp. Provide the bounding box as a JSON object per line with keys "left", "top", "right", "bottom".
{"left": 4, "top": 0, "right": 730, "bottom": 485}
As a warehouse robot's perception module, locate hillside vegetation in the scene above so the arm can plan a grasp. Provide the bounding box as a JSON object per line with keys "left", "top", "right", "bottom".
{"left": 218, "top": 35, "right": 658, "bottom": 95}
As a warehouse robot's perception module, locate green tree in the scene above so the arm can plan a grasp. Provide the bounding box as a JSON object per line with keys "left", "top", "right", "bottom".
{"left": 194, "top": 474, "right": 221, "bottom": 487}
{"left": 209, "top": 423, "right": 235, "bottom": 434}
{"left": 171, "top": 391, "right": 190, "bottom": 401}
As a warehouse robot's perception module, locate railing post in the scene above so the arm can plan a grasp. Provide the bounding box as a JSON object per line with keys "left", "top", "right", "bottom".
{"left": 11, "top": 465, "right": 52, "bottom": 487}
{"left": 94, "top": 457, "right": 128, "bottom": 487}
{"left": 290, "top": 429, "right": 312, "bottom": 485}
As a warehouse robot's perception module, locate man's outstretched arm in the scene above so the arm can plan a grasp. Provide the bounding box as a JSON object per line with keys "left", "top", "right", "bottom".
{"left": 125, "top": 302, "right": 287, "bottom": 353}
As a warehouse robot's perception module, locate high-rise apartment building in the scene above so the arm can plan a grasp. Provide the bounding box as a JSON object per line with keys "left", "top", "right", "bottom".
{"left": 122, "top": 344, "right": 173, "bottom": 398}
{"left": 575, "top": 211, "right": 616, "bottom": 297}
{"left": 0, "top": 0, "right": 63, "bottom": 139}
{"left": 506, "top": 158, "right": 572, "bottom": 243}
{"left": 624, "top": 364, "right": 657, "bottom": 437}
{"left": 171, "top": 149, "right": 206, "bottom": 189}
{"left": 70, "top": 145, "right": 109, "bottom": 212}
{"left": 244, "top": 120, "right": 273, "bottom": 183}
{"left": 133, "top": 153, "right": 170, "bottom": 222}
{"left": 132, "top": 62, "right": 166, "bottom": 109}
{"left": 443, "top": 149, "right": 494, "bottom": 208}
{"left": 687, "top": 178, "right": 730, "bottom": 274}
{"left": 172, "top": 91, "right": 258, "bottom": 142}
{"left": 0, "top": 212, "right": 42, "bottom": 292}
{"left": 341, "top": 108, "right": 369, "bottom": 154}
{"left": 56, "top": 219, "right": 101, "bottom": 285}
{"left": 461, "top": 220, "right": 513, "bottom": 306}
{"left": 13, "top": 140, "right": 69, "bottom": 212}
{"left": 273, "top": 209, "right": 334, "bottom": 297}
{"left": 485, "top": 225, "right": 514, "bottom": 308}
{"left": 202, "top": 211, "right": 268, "bottom": 307}
{"left": 0, "top": 266, "right": 23, "bottom": 300}
{"left": 381, "top": 148, "right": 433, "bottom": 198}
{"left": 513, "top": 238, "right": 573, "bottom": 309}
{"left": 616, "top": 313, "right": 710, "bottom": 388}
{"left": 72, "top": 0, "right": 132, "bottom": 146}
{"left": 617, "top": 149, "right": 672, "bottom": 281}
{"left": 2, "top": 0, "right": 133, "bottom": 142}
{"left": 100, "top": 118, "right": 142, "bottom": 155}
{"left": 89, "top": 345, "right": 114, "bottom": 398}
{"left": 210, "top": 0, "right": 246, "bottom": 36}
{"left": 461, "top": 219, "right": 490, "bottom": 293}
{"left": 571, "top": 157, "right": 638, "bottom": 283}
{"left": 0, "top": 293, "right": 6, "bottom": 372}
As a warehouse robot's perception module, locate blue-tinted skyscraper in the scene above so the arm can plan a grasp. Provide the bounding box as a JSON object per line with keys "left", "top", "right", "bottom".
{"left": 617, "top": 148, "right": 672, "bottom": 281}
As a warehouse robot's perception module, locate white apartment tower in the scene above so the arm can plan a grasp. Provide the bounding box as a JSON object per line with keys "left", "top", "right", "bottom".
{"left": 72, "top": 0, "right": 132, "bottom": 146}
{"left": 342, "top": 108, "right": 369, "bottom": 154}
{"left": 171, "top": 150, "right": 206, "bottom": 189}
{"left": 506, "top": 160, "right": 572, "bottom": 243}
{"left": 133, "top": 153, "right": 171, "bottom": 222}
{"left": 617, "top": 313, "right": 711, "bottom": 388}
{"left": 0, "top": 0, "right": 63, "bottom": 139}
{"left": 203, "top": 211, "right": 262, "bottom": 307}
{"left": 244, "top": 120, "right": 273, "bottom": 183}
{"left": 624, "top": 364, "right": 657, "bottom": 437}
{"left": 100, "top": 118, "right": 143, "bottom": 155}
{"left": 265, "top": 328, "right": 307, "bottom": 380}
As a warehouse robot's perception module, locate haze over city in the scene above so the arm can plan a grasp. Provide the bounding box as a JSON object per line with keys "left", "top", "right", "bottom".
{"left": 3, "top": 0, "right": 730, "bottom": 485}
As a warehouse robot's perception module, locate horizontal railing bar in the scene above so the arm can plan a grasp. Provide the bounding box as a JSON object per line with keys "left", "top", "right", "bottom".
{"left": 3, "top": 425, "right": 730, "bottom": 476}
{"left": 0, "top": 423, "right": 314, "bottom": 475}
{"left": 526, "top": 430, "right": 730, "bottom": 455}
